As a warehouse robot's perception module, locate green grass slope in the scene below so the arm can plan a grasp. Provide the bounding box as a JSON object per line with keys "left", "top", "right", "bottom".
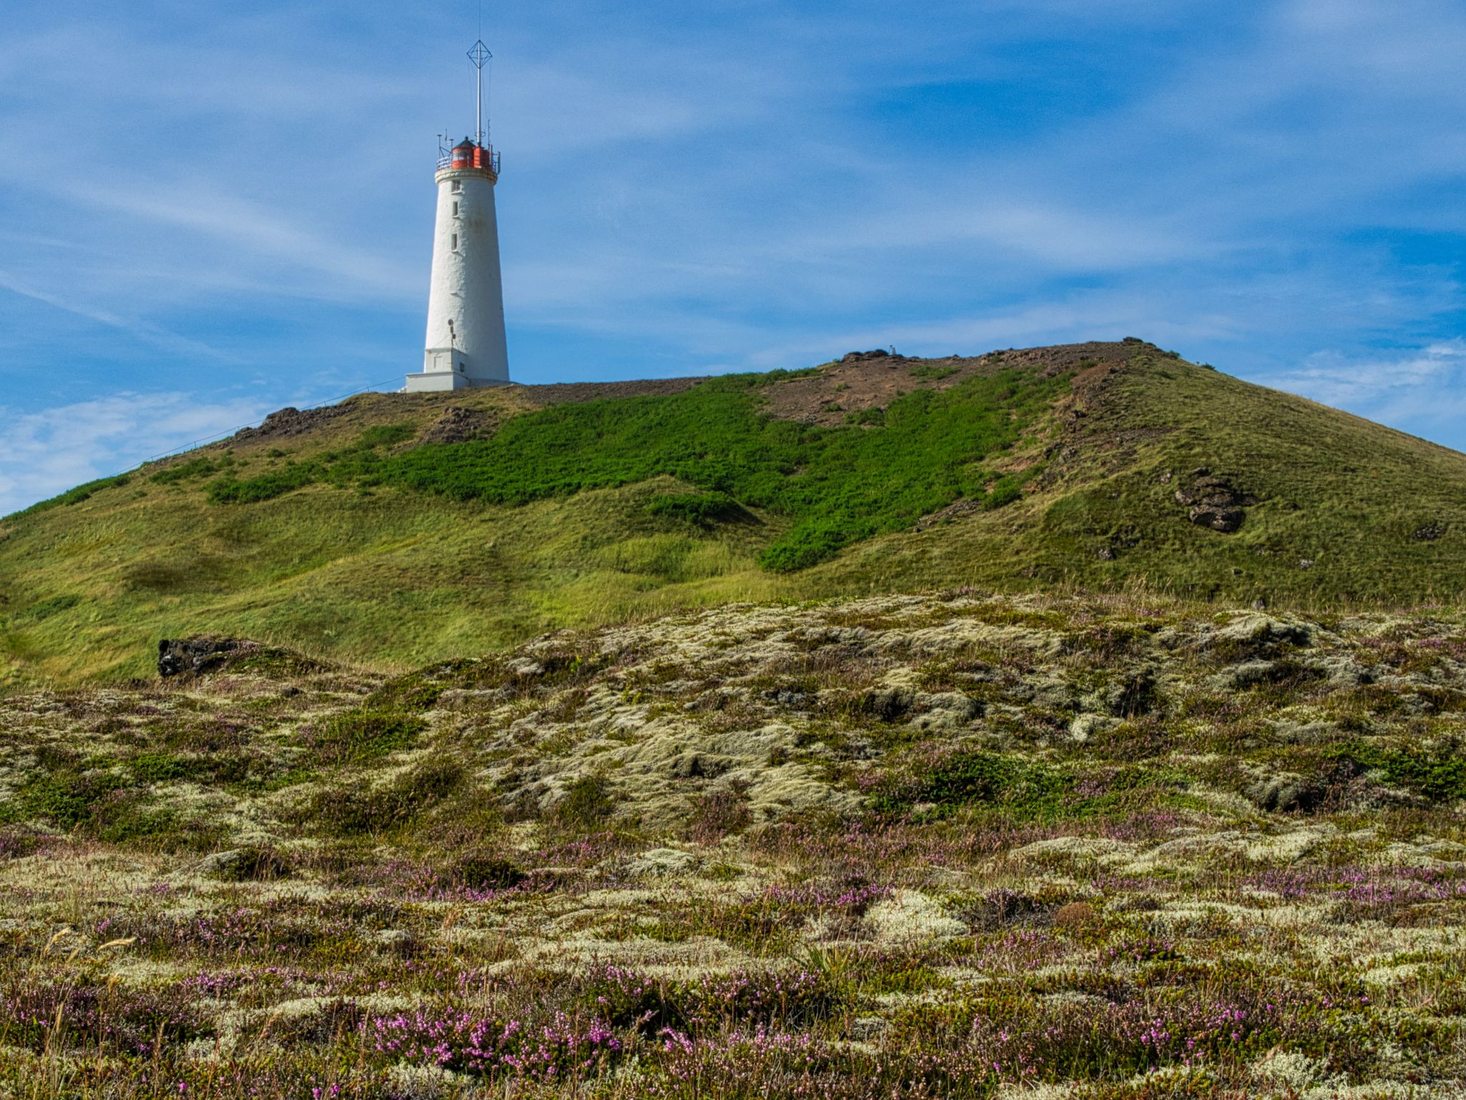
{"left": 3, "top": 340, "right": 1465, "bottom": 685}
{"left": 812, "top": 348, "right": 1466, "bottom": 604}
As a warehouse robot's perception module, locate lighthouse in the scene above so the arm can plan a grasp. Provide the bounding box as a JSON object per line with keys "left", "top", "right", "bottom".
{"left": 407, "top": 39, "right": 509, "bottom": 391}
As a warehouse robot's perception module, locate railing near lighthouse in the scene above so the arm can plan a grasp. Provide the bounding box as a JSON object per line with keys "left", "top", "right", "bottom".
{"left": 436, "top": 146, "right": 501, "bottom": 174}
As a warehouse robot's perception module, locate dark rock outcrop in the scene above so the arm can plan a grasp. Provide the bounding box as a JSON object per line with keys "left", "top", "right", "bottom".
{"left": 158, "top": 637, "right": 244, "bottom": 678}
{"left": 914, "top": 498, "right": 984, "bottom": 531}
{"left": 1413, "top": 522, "right": 1446, "bottom": 542}
{"left": 841, "top": 349, "right": 904, "bottom": 363}
{"left": 231, "top": 406, "right": 344, "bottom": 443}
{"left": 1174, "top": 469, "right": 1259, "bottom": 533}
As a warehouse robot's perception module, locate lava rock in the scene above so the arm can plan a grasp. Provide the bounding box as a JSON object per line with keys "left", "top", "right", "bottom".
{"left": 669, "top": 752, "right": 734, "bottom": 780}
{"left": 1413, "top": 522, "right": 1446, "bottom": 542}
{"left": 1190, "top": 504, "right": 1247, "bottom": 532}
{"left": 1174, "top": 472, "right": 1259, "bottom": 534}
{"left": 158, "top": 637, "right": 243, "bottom": 678}
{"left": 860, "top": 687, "right": 916, "bottom": 722}
{"left": 1242, "top": 773, "right": 1318, "bottom": 813}
{"left": 230, "top": 405, "right": 343, "bottom": 443}
{"left": 1214, "top": 614, "right": 1314, "bottom": 649}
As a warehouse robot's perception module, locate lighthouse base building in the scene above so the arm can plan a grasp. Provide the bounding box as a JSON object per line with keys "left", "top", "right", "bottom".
{"left": 407, "top": 135, "right": 510, "bottom": 392}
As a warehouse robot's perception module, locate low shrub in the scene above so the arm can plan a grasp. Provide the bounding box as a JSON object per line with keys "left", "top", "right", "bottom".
{"left": 14, "top": 473, "right": 131, "bottom": 517}
{"left": 305, "top": 709, "right": 427, "bottom": 766}
{"left": 685, "top": 783, "right": 753, "bottom": 843}
{"left": 870, "top": 751, "right": 1066, "bottom": 819}
{"left": 646, "top": 491, "right": 748, "bottom": 528}
{"left": 305, "top": 757, "right": 465, "bottom": 836}
{"left": 554, "top": 774, "right": 617, "bottom": 831}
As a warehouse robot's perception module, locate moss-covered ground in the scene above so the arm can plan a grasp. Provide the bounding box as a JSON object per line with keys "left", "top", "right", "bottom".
{"left": 0, "top": 593, "right": 1462, "bottom": 1097}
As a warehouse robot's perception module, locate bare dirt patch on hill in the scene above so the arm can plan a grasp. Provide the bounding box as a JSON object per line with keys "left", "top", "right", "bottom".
{"left": 761, "top": 342, "right": 1138, "bottom": 427}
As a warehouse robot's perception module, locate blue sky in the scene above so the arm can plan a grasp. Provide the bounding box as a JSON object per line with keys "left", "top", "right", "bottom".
{"left": 1, "top": 0, "right": 1463, "bottom": 514}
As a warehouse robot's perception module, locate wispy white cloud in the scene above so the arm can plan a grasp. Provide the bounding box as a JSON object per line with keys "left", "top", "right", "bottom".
{"left": 781, "top": 198, "right": 1206, "bottom": 274}
{"left": 77, "top": 182, "right": 419, "bottom": 301}
{"left": 1267, "top": 341, "right": 1466, "bottom": 429}
{"left": 0, "top": 268, "right": 231, "bottom": 360}
{"left": 0, "top": 393, "right": 270, "bottom": 518}
{"left": 1257, "top": 338, "right": 1466, "bottom": 452}
{"left": 6, "top": 0, "right": 1460, "bottom": 340}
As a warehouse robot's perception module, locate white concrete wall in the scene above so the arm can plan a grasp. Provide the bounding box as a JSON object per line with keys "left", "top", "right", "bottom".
{"left": 419, "top": 167, "right": 509, "bottom": 386}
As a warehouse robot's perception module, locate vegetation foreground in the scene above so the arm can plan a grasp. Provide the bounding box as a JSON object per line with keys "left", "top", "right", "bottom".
{"left": 1, "top": 593, "right": 1463, "bottom": 1097}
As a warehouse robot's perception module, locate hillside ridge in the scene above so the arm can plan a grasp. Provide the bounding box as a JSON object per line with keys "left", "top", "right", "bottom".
{"left": 4, "top": 339, "right": 1466, "bottom": 685}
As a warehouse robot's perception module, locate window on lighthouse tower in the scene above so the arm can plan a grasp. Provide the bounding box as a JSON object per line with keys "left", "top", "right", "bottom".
{"left": 451, "top": 233, "right": 459, "bottom": 250}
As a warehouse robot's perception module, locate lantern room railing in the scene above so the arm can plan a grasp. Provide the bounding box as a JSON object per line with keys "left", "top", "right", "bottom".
{"left": 436, "top": 147, "right": 501, "bottom": 174}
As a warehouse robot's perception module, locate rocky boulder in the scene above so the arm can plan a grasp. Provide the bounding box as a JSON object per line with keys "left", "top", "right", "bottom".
{"left": 1174, "top": 468, "right": 1259, "bottom": 533}
{"left": 1413, "top": 522, "right": 1446, "bottom": 542}
{"left": 841, "top": 349, "right": 904, "bottom": 363}
{"left": 158, "top": 637, "right": 246, "bottom": 678}
{"left": 230, "top": 405, "right": 343, "bottom": 443}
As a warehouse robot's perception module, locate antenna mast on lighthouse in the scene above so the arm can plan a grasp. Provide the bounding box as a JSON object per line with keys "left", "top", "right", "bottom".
{"left": 468, "top": 39, "right": 492, "bottom": 146}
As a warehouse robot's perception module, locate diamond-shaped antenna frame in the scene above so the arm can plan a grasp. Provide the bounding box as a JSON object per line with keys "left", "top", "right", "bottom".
{"left": 468, "top": 40, "right": 493, "bottom": 145}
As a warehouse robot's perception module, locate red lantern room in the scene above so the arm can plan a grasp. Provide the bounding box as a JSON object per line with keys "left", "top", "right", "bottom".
{"left": 451, "top": 138, "right": 478, "bottom": 170}
{"left": 443, "top": 137, "right": 499, "bottom": 176}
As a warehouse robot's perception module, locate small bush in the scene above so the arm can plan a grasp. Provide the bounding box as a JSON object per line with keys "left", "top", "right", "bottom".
{"left": 871, "top": 751, "right": 1070, "bottom": 820}
{"left": 555, "top": 775, "right": 616, "bottom": 830}
{"left": 447, "top": 850, "right": 526, "bottom": 890}
{"left": 18, "top": 770, "right": 126, "bottom": 830}
{"left": 208, "top": 461, "right": 321, "bottom": 504}
{"left": 14, "top": 473, "right": 130, "bottom": 516}
{"left": 759, "top": 522, "right": 849, "bottom": 573}
{"left": 646, "top": 491, "right": 747, "bottom": 528}
{"left": 24, "top": 593, "right": 81, "bottom": 621}
{"left": 909, "top": 364, "right": 960, "bottom": 381}
{"left": 306, "top": 709, "right": 427, "bottom": 765}
{"left": 130, "top": 752, "right": 191, "bottom": 782}
{"left": 986, "top": 475, "right": 1024, "bottom": 509}
{"left": 151, "top": 456, "right": 221, "bottom": 484}
{"left": 1330, "top": 739, "right": 1466, "bottom": 804}
{"left": 358, "top": 423, "right": 416, "bottom": 448}
{"left": 306, "top": 757, "right": 464, "bottom": 836}
{"left": 845, "top": 406, "right": 886, "bottom": 426}
{"left": 685, "top": 783, "right": 753, "bottom": 844}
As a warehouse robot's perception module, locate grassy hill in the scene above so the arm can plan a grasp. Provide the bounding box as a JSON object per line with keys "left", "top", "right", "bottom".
{"left": 4, "top": 339, "right": 1466, "bottom": 685}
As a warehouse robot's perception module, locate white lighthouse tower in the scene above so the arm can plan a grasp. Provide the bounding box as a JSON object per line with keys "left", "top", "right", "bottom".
{"left": 407, "top": 39, "right": 510, "bottom": 391}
